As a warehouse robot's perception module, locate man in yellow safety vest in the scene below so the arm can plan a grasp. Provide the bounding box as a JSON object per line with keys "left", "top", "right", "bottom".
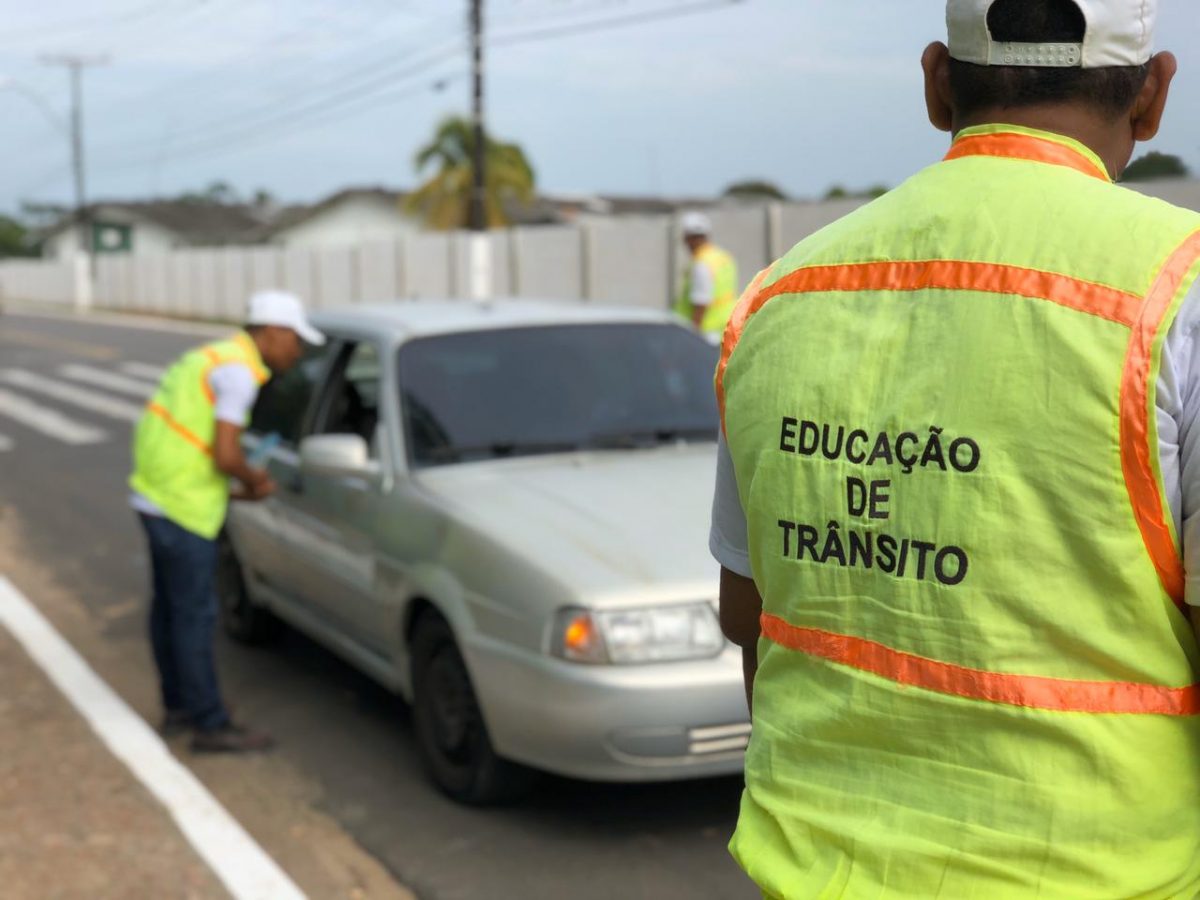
{"left": 130, "top": 290, "right": 324, "bottom": 754}
{"left": 712, "top": 0, "right": 1200, "bottom": 894}
{"left": 674, "top": 210, "right": 739, "bottom": 337}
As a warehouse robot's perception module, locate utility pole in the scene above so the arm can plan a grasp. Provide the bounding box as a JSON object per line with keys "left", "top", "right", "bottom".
{"left": 467, "top": 0, "right": 491, "bottom": 301}
{"left": 469, "top": 0, "right": 486, "bottom": 232}
{"left": 41, "top": 54, "right": 108, "bottom": 311}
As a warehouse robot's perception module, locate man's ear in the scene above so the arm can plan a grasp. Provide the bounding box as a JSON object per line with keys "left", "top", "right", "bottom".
{"left": 1131, "top": 51, "right": 1177, "bottom": 142}
{"left": 923, "top": 42, "right": 954, "bottom": 133}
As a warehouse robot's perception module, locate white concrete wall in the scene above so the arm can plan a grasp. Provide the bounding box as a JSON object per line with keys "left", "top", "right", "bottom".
{"left": 273, "top": 195, "right": 418, "bottom": 249}
{"left": 0, "top": 197, "right": 953, "bottom": 316}
{"left": 358, "top": 241, "right": 402, "bottom": 301}
{"left": 0, "top": 259, "right": 76, "bottom": 306}
{"left": 511, "top": 227, "right": 583, "bottom": 301}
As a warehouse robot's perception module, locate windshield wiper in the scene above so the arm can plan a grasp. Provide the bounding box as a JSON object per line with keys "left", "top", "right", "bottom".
{"left": 424, "top": 440, "right": 581, "bottom": 462}
{"left": 582, "top": 426, "right": 717, "bottom": 449}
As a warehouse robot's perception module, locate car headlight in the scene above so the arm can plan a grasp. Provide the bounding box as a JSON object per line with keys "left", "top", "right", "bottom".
{"left": 553, "top": 603, "right": 724, "bottom": 665}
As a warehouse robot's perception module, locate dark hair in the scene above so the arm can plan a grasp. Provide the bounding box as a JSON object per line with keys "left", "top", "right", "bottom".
{"left": 949, "top": 0, "right": 1149, "bottom": 120}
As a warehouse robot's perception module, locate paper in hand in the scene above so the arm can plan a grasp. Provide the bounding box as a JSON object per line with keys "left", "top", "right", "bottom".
{"left": 247, "top": 432, "right": 281, "bottom": 467}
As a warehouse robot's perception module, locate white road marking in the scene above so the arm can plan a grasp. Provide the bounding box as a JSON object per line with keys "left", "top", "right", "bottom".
{"left": 60, "top": 364, "right": 157, "bottom": 398}
{"left": 0, "top": 433, "right": 12, "bottom": 452}
{"left": 0, "top": 370, "right": 143, "bottom": 422}
{"left": 9, "top": 308, "right": 229, "bottom": 337}
{"left": 0, "top": 389, "right": 108, "bottom": 445}
{"left": 0, "top": 577, "right": 307, "bottom": 900}
{"left": 120, "top": 361, "right": 167, "bottom": 381}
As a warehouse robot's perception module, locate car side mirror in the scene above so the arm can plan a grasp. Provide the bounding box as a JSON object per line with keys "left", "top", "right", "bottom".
{"left": 300, "top": 433, "right": 372, "bottom": 477}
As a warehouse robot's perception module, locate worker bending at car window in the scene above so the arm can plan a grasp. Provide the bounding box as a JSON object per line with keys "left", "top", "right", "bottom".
{"left": 129, "top": 289, "right": 324, "bottom": 754}
{"left": 712, "top": 0, "right": 1200, "bottom": 894}
{"left": 674, "top": 211, "right": 738, "bottom": 337}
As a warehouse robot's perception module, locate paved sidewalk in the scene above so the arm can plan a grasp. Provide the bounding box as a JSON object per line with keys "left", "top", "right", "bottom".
{"left": 0, "top": 627, "right": 230, "bottom": 899}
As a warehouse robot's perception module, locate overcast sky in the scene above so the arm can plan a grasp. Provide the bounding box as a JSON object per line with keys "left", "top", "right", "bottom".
{"left": 2, "top": 0, "right": 1199, "bottom": 214}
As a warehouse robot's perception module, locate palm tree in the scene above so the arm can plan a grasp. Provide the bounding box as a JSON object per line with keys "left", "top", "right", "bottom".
{"left": 405, "top": 117, "right": 536, "bottom": 230}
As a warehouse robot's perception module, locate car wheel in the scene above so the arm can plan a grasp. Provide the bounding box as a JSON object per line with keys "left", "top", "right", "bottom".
{"left": 410, "top": 613, "right": 535, "bottom": 805}
{"left": 216, "top": 534, "right": 279, "bottom": 644}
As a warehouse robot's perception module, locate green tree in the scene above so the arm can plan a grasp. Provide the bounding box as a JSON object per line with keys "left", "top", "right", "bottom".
{"left": 178, "top": 180, "right": 240, "bottom": 205}
{"left": 0, "top": 214, "right": 36, "bottom": 258}
{"left": 823, "top": 184, "right": 889, "bottom": 201}
{"left": 405, "top": 116, "right": 535, "bottom": 230}
{"left": 1122, "top": 152, "right": 1190, "bottom": 182}
{"left": 723, "top": 179, "right": 788, "bottom": 201}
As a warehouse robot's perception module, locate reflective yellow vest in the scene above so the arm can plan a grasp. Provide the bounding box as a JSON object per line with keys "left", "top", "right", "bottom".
{"left": 676, "top": 242, "right": 739, "bottom": 335}
{"left": 718, "top": 125, "right": 1200, "bottom": 897}
{"left": 130, "top": 332, "right": 270, "bottom": 540}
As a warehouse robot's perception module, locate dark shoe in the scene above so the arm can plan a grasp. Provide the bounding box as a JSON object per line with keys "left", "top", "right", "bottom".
{"left": 160, "top": 710, "right": 193, "bottom": 737}
{"left": 190, "top": 723, "right": 274, "bottom": 754}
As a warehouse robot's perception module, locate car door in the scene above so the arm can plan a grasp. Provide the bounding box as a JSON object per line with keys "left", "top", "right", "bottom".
{"left": 232, "top": 340, "right": 337, "bottom": 598}
{"left": 278, "top": 339, "right": 394, "bottom": 657}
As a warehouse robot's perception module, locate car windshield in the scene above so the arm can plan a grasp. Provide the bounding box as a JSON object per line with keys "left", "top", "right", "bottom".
{"left": 398, "top": 323, "right": 719, "bottom": 466}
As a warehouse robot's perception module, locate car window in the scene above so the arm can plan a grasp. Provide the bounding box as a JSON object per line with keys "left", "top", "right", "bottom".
{"left": 312, "top": 341, "right": 382, "bottom": 458}
{"left": 397, "top": 323, "right": 719, "bottom": 467}
{"left": 248, "top": 342, "right": 337, "bottom": 447}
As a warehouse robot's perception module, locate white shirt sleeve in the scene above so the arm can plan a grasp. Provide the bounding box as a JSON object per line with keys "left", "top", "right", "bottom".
{"left": 689, "top": 261, "right": 715, "bottom": 307}
{"left": 709, "top": 279, "right": 1200, "bottom": 597}
{"left": 709, "top": 430, "right": 753, "bottom": 578}
{"left": 1160, "top": 280, "right": 1200, "bottom": 606}
{"left": 208, "top": 363, "right": 261, "bottom": 426}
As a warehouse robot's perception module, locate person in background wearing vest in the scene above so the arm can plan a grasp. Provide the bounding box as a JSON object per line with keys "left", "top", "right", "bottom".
{"left": 713, "top": 0, "right": 1200, "bottom": 894}
{"left": 130, "top": 290, "right": 324, "bottom": 754}
{"left": 674, "top": 211, "right": 739, "bottom": 338}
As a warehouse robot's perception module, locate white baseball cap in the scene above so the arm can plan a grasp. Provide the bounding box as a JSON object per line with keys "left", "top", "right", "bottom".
{"left": 948, "top": 0, "right": 1157, "bottom": 68}
{"left": 246, "top": 290, "right": 326, "bottom": 345}
{"left": 680, "top": 210, "right": 712, "bottom": 236}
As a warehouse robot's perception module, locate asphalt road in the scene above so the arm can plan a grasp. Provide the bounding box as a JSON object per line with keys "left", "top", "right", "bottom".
{"left": 0, "top": 309, "right": 754, "bottom": 900}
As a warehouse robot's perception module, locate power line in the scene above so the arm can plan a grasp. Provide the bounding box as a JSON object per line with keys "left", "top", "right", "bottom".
{"left": 0, "top": 1, "right": 175, "bottom": 47}
{"left": 84, "top": 0, "right": 242, "bottom": 58}
{"left": 491, "top": 0, "right": 632, "bottom": 26}
{"left": 92, "top": 36, "right": 466, "bottom": 158}
{"left": 490, "top": 0, "right": 745, "bottom": 47}
{"left": 12, "top": 161, "right": 73, "bottom": 203}
{"left": 98, "top": 0, "right": 425, "bottom": 115}
{"left": 97, "top": 71, "right": 464, "bottom": 173}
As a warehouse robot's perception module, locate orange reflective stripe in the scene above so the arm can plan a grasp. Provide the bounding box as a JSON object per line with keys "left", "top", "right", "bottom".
{"left": 717, "top": 266, "right": 773, "bottom": 433}
{"left": 753, "top": 261, "right": 1138, "bottom": 326}
{"left": 761, "top": 613, "right": 1200, "bottom": 716}
{"left": 200, "top": 347, "right": 223, "bottom": 403}
{"left": 147, "top": 402, "right": 212, "bottom": 456}
{"left": 198, "top": 337, "right": 267, "bottom": 402}
{"left": 1120, "top": 231, "right": 1200, "bottom": 610}
{"left": 945, "top": 132, "right": 1110, "bottom": 182}
{"left": 715, "top": 260, "right": 1140, "bottom": 431}
{"left": 233, "top": 332, "right": 271, "bottom": 384}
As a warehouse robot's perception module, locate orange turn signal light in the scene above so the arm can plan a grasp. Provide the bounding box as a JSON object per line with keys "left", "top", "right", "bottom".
{"left": 564, "top": 615, "right": 595, "bottom": 652}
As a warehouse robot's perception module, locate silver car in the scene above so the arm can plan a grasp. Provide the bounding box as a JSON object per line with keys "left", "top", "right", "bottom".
{"left": 219, "top": 300, "right": 749, "bottom": 803}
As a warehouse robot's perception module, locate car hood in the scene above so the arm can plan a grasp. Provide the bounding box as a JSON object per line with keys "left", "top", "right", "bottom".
{"left": 415, "top": 444, "right": 721, "bottom": 603}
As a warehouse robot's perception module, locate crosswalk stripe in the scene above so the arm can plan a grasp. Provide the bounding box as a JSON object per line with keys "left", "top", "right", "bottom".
{"left": 0, "top": 370, "right": 143, "bottom": 422}
{"left": 0, "top": 389, "right": 108, "bottom": 445}
{"left": 120, "top": 362, "right": 167, "bottom": 381}
{"left": 0, "top": 433, "right": 12, "bottom": 452}
{"left": 60, "top": 364, "right": 157, "bottom": 398}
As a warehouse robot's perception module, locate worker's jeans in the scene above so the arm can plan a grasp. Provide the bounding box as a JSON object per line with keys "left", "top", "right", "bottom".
{"left": 139, "top": 513, "right": 230, "bottom": 732}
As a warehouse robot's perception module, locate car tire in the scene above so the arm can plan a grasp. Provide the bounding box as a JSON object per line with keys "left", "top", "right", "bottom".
{"left": 216, "top": 534, "right": 280, "bottom": 645}
{"left": 410, "top": 612, "right": 535, "bottom": 805}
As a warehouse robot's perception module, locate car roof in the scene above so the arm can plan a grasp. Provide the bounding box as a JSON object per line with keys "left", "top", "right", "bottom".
{"left": 310, "top": 298, "right": 680, "bottom": 340}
